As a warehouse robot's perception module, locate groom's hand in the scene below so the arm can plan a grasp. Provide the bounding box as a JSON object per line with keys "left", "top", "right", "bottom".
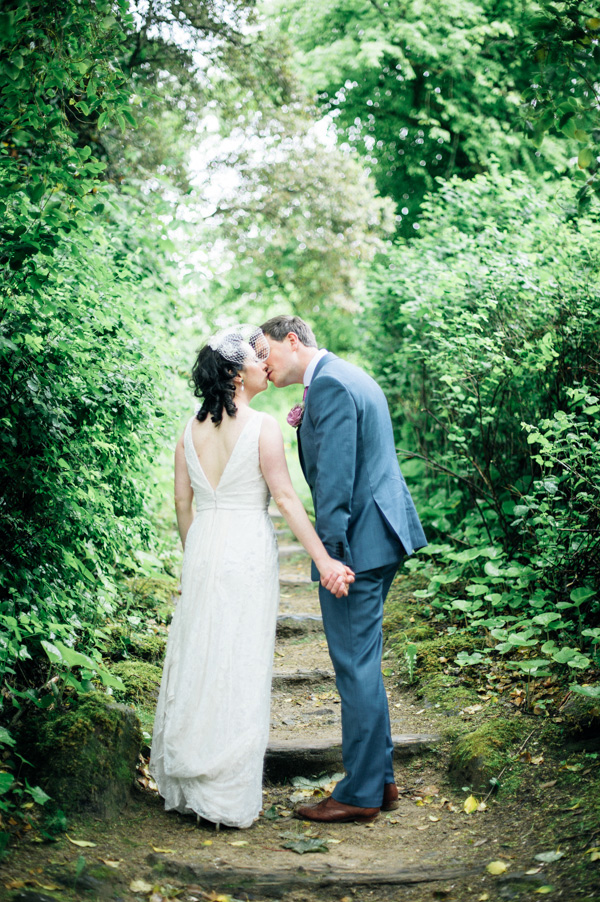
{"left": 321, "top": 563, "right": 355, "bottom": 598}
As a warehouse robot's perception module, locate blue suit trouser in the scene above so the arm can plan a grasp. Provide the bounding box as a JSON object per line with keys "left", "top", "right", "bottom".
{"left": 318, "top": 562, "right": 399, "bottom": 808}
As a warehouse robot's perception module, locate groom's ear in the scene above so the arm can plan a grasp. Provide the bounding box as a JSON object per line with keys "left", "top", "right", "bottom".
{"left": 287, "top": 331, "right": 300, "bottom": 350}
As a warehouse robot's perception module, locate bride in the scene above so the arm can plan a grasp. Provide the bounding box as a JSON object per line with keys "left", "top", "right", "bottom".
{"left": 150, "top": 325, "right": 354, "bottom": 828}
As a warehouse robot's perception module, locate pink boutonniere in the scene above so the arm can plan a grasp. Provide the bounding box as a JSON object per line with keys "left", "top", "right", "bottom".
{"left": 287, "top": 403, "right": 304, "bottom": 428}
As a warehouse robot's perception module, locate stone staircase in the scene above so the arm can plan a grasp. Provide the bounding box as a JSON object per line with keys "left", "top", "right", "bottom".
{"left": 266, "top": 510, "right": 440, "bottom": 779}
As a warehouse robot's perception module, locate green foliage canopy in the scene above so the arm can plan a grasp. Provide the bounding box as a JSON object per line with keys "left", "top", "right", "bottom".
{"left": 269, "top": 0, "right": 568, "bottom": 228}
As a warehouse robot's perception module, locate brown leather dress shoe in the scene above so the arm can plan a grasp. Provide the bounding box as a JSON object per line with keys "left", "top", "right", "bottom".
{"left": 382, "top": 782, "right": 399, "bottom": 811}
{"left": 295, "top": 796, "right": 380, "bottom": 824}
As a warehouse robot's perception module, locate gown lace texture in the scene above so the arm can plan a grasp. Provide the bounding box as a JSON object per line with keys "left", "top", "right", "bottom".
{"left": 150, "top": 412, "right": 279, "bottom": 828}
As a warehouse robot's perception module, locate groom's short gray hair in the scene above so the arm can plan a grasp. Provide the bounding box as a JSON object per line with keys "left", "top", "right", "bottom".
{"left": 261, "top": 315, "right": 318, "bottom": 348}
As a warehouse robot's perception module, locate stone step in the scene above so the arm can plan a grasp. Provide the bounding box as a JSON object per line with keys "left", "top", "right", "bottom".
{"left": 279, "top": 576, "right": 313, "bottom": 588}
{"left": 272, "top": 668, "right": 334, "bottom": 691}
{"left": 277, "top": 544, "right": 305, "bottom": 559}
{"left": 147, "top": 853, "right": 481, "bottom": 895}
{"left": 264, "top": 733, "right": 441, "bottom": 781}
{"left": 276, "top": 613, "right": 323, "bottom": 638}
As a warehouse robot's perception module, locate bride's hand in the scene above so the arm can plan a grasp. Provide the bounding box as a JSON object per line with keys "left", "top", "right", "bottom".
{"left": 320, "top": 560, "right": 355, "bottom": 598}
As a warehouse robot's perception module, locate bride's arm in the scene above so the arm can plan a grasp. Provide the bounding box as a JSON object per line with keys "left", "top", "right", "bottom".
{"left": 259, "top": 415, "right": 354, "bottom": 598}
{"left": 174, "top": 434, "right": 194, "bottom": 549}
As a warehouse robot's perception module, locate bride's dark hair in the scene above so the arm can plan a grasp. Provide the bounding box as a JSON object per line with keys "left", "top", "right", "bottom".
{"left": 191, "top": 345, "right": 242, "bottom": 425}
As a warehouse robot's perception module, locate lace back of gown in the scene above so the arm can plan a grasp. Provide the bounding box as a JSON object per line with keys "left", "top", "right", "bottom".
{"left": 150, "top": 412, "right": 279, "bottom": 827}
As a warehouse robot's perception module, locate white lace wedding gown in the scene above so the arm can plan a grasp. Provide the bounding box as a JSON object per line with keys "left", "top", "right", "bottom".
{"left": 150, "top": 412, "right": 279, "bottom": 828}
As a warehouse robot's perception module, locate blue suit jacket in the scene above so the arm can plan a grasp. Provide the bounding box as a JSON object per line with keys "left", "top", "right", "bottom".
{"left": 298, "top": 353, "right": 427, "bottom": 577}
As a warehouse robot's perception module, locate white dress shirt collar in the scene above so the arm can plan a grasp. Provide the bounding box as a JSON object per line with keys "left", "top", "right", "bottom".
{"left": 303, "top": 348, "right": 328, "bottom": 389}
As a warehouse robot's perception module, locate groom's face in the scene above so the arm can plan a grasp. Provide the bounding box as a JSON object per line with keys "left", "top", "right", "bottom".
{"left": 264, "top": 335, "right": 298, "bottom": 387}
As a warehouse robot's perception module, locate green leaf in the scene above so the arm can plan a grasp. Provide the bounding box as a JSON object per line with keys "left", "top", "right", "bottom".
{"left": 27, "top": 784, "right": 51, "bottom": 806}
{"left": 262, "top": 805, "right": 280, "bottom": 820}
{"left": 0, "top": 773, "right": 14, "bottom": 795}
{"left": 511, "top": 658, "right": 551, "bottom": 674}
{"left": 534, "top": 851, "right": 564, "bottom": 864}
{"left": 570, "top": 683, "right": 600, "bottom": 699}
{"left": 532, "top": 612, "right": 562, "bottom": 628}
{"left": 570, "top": 587, "right": 595, "bottom": 606}
{"left": 0, "top": 727, "right": 16, "bottom": 748}
{"left": 282, "top": 837, "right": 329, "bottom": 854}
{"left": 577, "top": 148, "right": 594, "bottom": 169}
{"left": 96, "top": 668, "right": 125, "bottom": 691}
{"left": 41, "top": 640, "right": 64, "bottom": 665}
{"left": 54, "top": 641, "right": 96, "bottom": 670}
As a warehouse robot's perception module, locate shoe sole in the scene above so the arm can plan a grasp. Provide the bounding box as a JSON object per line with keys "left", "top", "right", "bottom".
{"left": 295, "top": 811, "right": 380, "bottom": 824}
{"left": 381, "top": 800, "right": 399, "bottom": 811}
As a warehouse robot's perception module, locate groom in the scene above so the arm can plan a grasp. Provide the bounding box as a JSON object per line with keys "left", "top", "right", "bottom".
{"left": 261, "top": 315, "right": 427, "bottom": 823}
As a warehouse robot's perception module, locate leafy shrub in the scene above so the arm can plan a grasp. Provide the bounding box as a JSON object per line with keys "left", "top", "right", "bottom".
{"left": 367, "top": 170, "right": 600, "bottom": 678}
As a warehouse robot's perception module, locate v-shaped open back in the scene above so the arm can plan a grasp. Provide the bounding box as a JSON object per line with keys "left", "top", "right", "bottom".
{"left": 187, "top": 415, "right": 255, "bottom": 492}
{"left": 183, "top": 412, "right": 269, "bottom": 511}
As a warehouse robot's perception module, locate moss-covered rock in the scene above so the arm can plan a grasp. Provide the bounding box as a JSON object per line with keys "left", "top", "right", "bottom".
{"left": 20, "top": 694, "right": 142, "bottom": 816}
{"left": 111, "top": 660, "right": 162, "bottom": 708}
{"left": 125, "top": 575, "right": 178, "bottom": 610}
{"left": 419, "top": 672, "right": 481, "bottom": 713}
{"left": 414, "top": 632, "right": 480, "bottom": 675}
{"left": 449, "top": 718, "right": 529, "bottom": 792}
{"left": 560, "top": 693, "right": 600, "bottom": 739}
{"left": 104, "top": 625, "right": 167, "bottom": 664}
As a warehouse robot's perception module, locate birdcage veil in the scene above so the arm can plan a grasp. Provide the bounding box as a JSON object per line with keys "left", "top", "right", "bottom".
{"left": 207, "top": 324, "right": 270, "bottom": 365}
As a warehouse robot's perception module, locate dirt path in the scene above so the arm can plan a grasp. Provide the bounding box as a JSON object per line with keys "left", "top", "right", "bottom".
{"left": 2, "top": 516, "right": 594, "bottom": 901}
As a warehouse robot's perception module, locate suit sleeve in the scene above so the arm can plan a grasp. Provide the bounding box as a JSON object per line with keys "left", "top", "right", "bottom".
{"left": 307, "top": 374, "right": 357, "bottom": 566}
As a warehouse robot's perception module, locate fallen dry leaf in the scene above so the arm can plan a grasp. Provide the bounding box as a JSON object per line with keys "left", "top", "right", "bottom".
{"left": 487, "top": 860, "right": 509, "bottom": 875}
{"left": 66, "top": 834, "right": 97, "bottom": 848}
{"left": 531, "top": 755, "right": 544, "bottom": 766}
{"left": 151, "top": 846, "right": 175, "bottom": 854}
{"left": 99, "top": 858, "right": 121, "bottom": 869}
{"left": 421, "top": 785, "right": 439, "bottom": 796}
{"left": 228, "top": 840, "right": 248, "bottom": 846}
{"left": 463, "top": 795, "right": 479, "bottom": 814}
{"left": 130, "top": 878, "right": 154, "bottom": 893}
{"left": 289, "top": 789, "right": 314, "bottom": 803}
{"left": 535, "top": 888, "right": 554, "bottom": 895}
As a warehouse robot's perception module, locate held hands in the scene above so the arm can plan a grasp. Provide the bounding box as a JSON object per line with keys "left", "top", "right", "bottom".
{"left": 320, "top": 559, "right": 355, "bottom": 598}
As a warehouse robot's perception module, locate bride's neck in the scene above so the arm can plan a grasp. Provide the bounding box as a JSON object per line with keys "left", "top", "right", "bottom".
{"left": 234, "top": 392, "right": 253, "bottom": 410}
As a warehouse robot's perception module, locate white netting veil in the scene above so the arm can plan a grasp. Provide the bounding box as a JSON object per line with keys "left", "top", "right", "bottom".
{"left": 207, "top": 324, "right": 270, "bottom": 365}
